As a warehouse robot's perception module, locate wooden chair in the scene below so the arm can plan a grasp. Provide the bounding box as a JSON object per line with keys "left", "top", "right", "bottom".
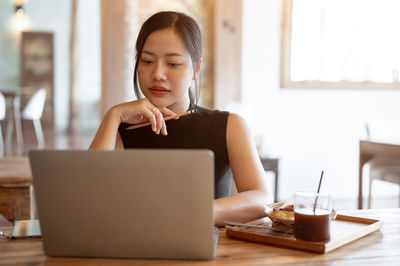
{"left": 21, "top": 88, "right": 46, "bottom": 149}
{"left": 368, "top": 155, "right": 400, "bottom": 208}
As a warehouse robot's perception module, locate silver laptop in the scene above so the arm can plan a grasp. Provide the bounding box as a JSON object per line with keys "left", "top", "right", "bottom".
{"left": 29, "top": 149, "right": 217, "bottom": 260}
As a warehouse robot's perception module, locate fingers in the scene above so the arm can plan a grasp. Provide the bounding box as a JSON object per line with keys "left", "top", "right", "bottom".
{"left": 141, "top": 107, "right": 158, "bottom": 133}
{"left": 123, "top": 98, "right": 178, "bottom": 136}
{"left": 161, "top": 117, "right": 167, "bottom": 136}
{"left": 154, "top": 108, "right": 168, "bottom": 136}
{"left": 150, "top": 107, "right": 164, "bottom": 135}
{"left": 117, "top": 99, "right": 179, "bottom": 136}
{"left": 149, "top": 107, "right": 177, "bottom": 136}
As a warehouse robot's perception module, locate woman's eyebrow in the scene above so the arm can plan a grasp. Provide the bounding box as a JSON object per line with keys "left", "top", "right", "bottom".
{"left": 142, "top": 51, "right": 184, "bottom": 57}
{"left": 165, "top": 53, "right": 184, "bottom": 57}
{"left": 142, "top": 51, "right": 155, "bottom": 56}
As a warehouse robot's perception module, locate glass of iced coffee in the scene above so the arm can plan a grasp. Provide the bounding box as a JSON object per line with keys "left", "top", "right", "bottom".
{"left": 294, "top": 191, "right": 332, "bottom": 242}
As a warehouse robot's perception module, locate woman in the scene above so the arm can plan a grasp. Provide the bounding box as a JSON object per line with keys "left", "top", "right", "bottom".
{"left": 90, "top": 11, "right": 270, "bottom": 226}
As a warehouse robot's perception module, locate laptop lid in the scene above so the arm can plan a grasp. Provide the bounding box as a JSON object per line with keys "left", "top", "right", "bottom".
{"left": 29, "top": 149, "right": 216, "bottom": 260}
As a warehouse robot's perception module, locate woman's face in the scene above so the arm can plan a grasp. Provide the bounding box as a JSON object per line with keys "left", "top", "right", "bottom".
{"left": 138, "top": 28, "right": 197, "bottom": 113}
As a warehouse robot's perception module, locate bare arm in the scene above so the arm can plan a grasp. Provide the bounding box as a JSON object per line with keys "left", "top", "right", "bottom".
{"left": 89, "top": 107, "right": 122, "bottom": 150}
{"left": 213, "top": 113, "right": 270, "bottom": 226}
{"left": 89, "top": 99, "right": 176, "bottom": 150}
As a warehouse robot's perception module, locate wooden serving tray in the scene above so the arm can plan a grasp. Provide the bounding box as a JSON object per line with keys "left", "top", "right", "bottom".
{"left": 225, "top": 214, "right": 383, "bottom": 254}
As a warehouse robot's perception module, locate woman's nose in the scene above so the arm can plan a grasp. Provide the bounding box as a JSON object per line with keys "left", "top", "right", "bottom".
{"left": 152, "top": 62, "right": 167, "bottom": 81}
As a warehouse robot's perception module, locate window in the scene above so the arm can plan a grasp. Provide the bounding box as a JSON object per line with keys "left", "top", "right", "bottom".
{"left": 281, "top": 0, "right": 400, "bottom": 89}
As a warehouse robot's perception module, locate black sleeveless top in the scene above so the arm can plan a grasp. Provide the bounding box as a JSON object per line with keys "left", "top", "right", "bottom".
{"left": 118, "top": 106, "right": 232, "bottom": 199}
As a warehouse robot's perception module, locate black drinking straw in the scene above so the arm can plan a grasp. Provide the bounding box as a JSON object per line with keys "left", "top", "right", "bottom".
{"left": 313, "top": 170, "right": 324, "bottom": 214}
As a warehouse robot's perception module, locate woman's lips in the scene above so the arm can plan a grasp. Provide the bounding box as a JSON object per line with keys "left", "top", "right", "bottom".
{"left": 149, "top": 86, "right": 170, "bottom": 96}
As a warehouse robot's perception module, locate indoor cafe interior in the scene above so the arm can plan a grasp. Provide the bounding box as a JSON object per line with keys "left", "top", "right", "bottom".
{"left": 1, "top": 0, "right": 400, "bottom": 265}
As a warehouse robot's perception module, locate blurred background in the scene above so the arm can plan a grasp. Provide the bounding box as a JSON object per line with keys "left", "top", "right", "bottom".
{"left": 1, "top": 0, "right": 400, "bottom": 210}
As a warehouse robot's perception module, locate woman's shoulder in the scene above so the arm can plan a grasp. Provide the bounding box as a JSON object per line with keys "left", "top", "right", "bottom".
{"left": 194, "top": 105, "right": 230, "bottom": 118}
{"left": 194, "top": 106, "right": 248, "bottom": 126}
{"left": 186, "top": 106, "right": 231, "bottom": 133}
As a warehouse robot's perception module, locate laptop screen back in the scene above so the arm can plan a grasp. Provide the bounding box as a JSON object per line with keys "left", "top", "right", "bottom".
{"left": 29, "top": 149, "right": 216, "bottom": 260}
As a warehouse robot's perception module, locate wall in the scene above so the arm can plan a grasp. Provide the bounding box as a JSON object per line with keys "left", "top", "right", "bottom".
{"left": 0, "top": 3, "right": 20, "bottom": 87}
{"left": 0, "top": 0, "right": 72, "bottom": 130}
{"left": 1, "top": 0, "right": 101, "bottom": 131}
{"left": 75, "top": 0, "right": 100, "bottom": 129}
{"left": 240, "top": 0, "right": 400, "bottom": 207}
{"left": 214, "top": 0, "right": 242, "bottom": 108}
{"left": 100, "top": 0, "right": 137, "bottom": 117}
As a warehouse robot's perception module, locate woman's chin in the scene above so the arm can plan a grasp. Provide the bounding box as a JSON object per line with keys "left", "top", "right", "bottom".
{"left": 147, "top": 97, "right": 170, "bottom": 108}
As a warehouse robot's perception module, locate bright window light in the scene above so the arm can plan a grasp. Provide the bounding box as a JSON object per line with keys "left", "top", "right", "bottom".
{"left": 283, "top": 0, "right": 400, "bottom": 87}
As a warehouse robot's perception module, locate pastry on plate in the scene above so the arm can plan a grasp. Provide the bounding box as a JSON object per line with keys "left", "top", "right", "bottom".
{"left": 265, "top": 202, "right": 295, "bottom": 232}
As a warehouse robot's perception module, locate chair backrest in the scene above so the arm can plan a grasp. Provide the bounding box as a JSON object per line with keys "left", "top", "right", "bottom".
{"left": 0, "top": 92, "right": 5, "bottom": 120}
{"left": 22, "top": 88, "right": 47, "bottom": 120}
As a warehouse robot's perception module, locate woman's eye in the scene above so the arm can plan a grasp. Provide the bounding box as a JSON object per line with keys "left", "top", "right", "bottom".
{"left": 141, "top": 59, "right": 154, "bottom": 65}
{"left": 168, "top": 63, "right": 182, "bottom": 68}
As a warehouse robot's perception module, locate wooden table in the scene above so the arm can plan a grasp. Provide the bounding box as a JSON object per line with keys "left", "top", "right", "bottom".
{"left": 0, "top": 157, "right": 32, "bottom": 221}
{"left": 260, "top": 157, "right": 279, "bottom": 202}
{"left": 1, "top": 208, "right": 399, "bottom": 265}
{"left": 359, "top": 140, "right": 400, "bottom": 209}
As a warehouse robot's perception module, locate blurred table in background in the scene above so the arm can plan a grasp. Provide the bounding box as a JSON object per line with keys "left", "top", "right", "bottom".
{"left": 359, "top": 140, "right": 400, "bottom": 209}
{"left": 0, "top": 157, "right": 32, "bottom": 222}
{"left": 260, "top": 157, "right": 279, "bottom": 202}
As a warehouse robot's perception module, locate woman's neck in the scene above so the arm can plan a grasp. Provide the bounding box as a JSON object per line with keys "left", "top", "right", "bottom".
{"left": 167, "top": 97, "right": 191, "bottom": 114}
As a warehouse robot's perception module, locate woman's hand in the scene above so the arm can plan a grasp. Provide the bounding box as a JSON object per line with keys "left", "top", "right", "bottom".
{"left": 112, "top": 98, "right": 176, "bottom": 135}
{"left": 89, "top": 99, "right": 177, "bottom": 150}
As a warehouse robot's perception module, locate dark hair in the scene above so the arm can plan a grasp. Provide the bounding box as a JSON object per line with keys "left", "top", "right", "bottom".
{"left": 133, "top": 11, "right": 203, "bottom": 107}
